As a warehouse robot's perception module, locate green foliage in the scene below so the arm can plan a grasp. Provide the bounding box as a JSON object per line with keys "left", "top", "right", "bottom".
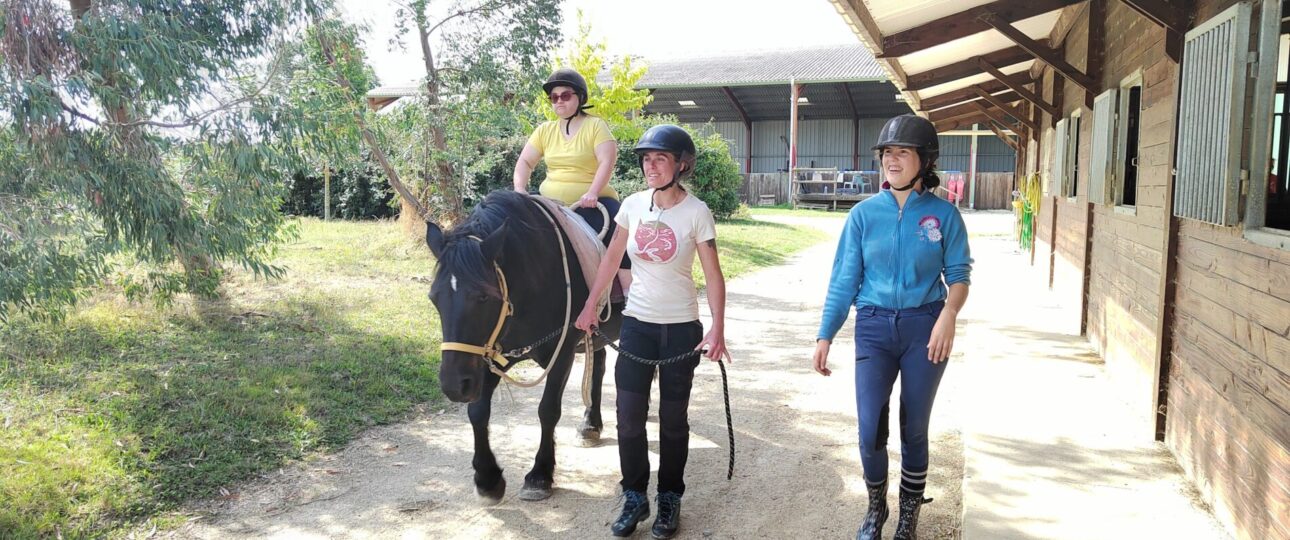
{"left": 282, "top": 153, "right": 396, "bottom": 219}
{"left": 536, "top": 11, "right": 652, "bottom": 139}
{"left": 691, "top": 131, "right": 744, "bottom": 219}
{"left": 0, "top": 218, "right": 441, "bottom": 538}
{"left": 374, "top": 0, "right": 562, "bottom": 221}
{"left": 0, "top": 0, "right": 357, "bottom": 323}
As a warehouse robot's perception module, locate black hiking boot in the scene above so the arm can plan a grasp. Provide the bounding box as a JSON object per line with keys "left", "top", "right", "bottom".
{"left": 651, "top": 491, "right": 681, "bottom": 539}
{"left": 611, "top": 489, "right": 650, "bottom": 537}
{"left": 893, "top": 489, "right": 932, "bottom": 540}
{"left": 856, "top": 481, "right": 888, "bottom": 540}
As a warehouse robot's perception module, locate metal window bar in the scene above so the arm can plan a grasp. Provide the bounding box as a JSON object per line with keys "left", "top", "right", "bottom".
{"left": 1174, "top": 2, "right": 1252, "bottom": 225}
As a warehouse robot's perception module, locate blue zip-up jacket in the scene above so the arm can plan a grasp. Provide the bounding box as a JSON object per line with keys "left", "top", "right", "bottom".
{"left": 816, "top": 188, "right": 973, "bottom": 341}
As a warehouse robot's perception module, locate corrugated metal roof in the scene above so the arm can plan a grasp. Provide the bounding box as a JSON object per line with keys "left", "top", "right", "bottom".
{"left": 635, "top": 44, "right": 886, "bottom": 89}
{"left": 366, "top": 85, "right": 422, "bottom": 98}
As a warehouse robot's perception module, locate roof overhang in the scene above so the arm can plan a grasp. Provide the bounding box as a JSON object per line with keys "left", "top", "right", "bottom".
{"left": 829, "top": 0, "right": 1085, "bottom": 134}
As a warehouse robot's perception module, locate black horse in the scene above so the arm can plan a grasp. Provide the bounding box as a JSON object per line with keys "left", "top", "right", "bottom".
{"left": 425, "top": 190, "right": 623, "bottom": 502}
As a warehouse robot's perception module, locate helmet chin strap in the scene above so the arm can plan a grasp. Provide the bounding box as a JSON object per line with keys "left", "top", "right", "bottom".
{"left": 890, "top": 179, "right": 918, "bottom": 192}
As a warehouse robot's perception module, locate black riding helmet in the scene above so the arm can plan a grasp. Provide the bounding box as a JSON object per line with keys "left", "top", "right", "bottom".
{"left": 543, "top": 68, "right": 592, "bottom": 134}
{"left": 873, "top": 114, "right": 939, "bottom": 191}
{"left": 634, "top": 124, "right": 696, "bottom": 195}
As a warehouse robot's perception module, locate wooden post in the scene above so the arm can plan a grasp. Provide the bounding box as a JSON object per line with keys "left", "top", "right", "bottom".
{"left": 789, "top": 79, "right": 801, "bottom": 172}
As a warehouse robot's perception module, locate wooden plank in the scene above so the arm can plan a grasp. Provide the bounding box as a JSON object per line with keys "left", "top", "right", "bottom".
{"left": 1121, "top": 0, "right": 1188, "bottom": 33}
{"left": 879, "top": 0, "right": 1085, "bottom": 58}
{"left": 1174, "top": 313, "right": 1290, "bottom": 416}
{"left": 904, "top": 46, "right": 1038, "bottom": 91}
{"left": 971, "top": 101, "right": 1024, "bottom": 133}
{"left": 978, "top": 58, "right": 1062, "bottom": 117}
{"left": 920, "top": 76, "right": 1037, "bottom": 111}
{"left": 926, "top": 91, "right": 1022, "bottom": 123}
{"left": 1177, "top": 232, "right": 1290, "bottom": 304}
{"left": 972, "top": 87, "right": 1039, "bottom": 131}
{"left": 980, "top": 10, "right": 1097, "bottom": 93}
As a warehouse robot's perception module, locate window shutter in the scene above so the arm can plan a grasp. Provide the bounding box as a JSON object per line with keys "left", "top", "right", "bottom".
{"left": 1089, "top": 89, "right": 1118, "bottom": 205}
{"left": 1174, "top": 2, "right": 1252, "bottom": 225}
{"left": 1051, "top": 118, "right": 1067, "bottom": 195}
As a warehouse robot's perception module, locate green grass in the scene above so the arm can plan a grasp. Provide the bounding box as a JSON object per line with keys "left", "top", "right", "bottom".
{"left": 0, "top": 216, "right": 823, "bottom": 539}
{"left": 699, "top": 218, "right": 828, "bottom": 284}
{"left": 0, "top": 218, "right": 442, "bottom": 539}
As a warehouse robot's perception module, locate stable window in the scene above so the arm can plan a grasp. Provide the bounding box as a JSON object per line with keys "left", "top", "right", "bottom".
{"left": 1064, "top": 111, "right": 1081, "bottom": 199}
{"left": 1251, "top": 4, "right": 1290, "bottom": 240}
{"left": 1174, "top": 2, "right": 1251, "bottom": 225}
{"left": 1116, "top": 78, "right": 1143, "bottom": 208}
{"left": 1089, "top": 89, "right": 1117, "bottom": 205}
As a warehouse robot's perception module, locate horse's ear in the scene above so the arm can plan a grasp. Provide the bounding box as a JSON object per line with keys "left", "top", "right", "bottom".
{"left": 480, "top": 219, "right": 508, "bottom": 262}
{"left": 426, "top": 221, "right": 445, "bottom": 259}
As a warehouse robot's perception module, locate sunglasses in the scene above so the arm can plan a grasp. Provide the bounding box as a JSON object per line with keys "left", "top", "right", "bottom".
{"left": 549, "top": 91, "right": 576, "bottom": 104}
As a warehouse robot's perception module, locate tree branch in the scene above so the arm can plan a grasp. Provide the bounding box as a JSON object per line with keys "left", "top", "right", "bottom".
{"left": 59, "top": 48, "right": 288, "bottom": 129}
{"left": 423, "top": 0, "right": 508, "bottom": 37}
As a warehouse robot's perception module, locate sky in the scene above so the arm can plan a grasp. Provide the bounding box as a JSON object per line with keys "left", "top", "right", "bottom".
{"left": 337, "top": 0, "right": 859, "bottom": 87}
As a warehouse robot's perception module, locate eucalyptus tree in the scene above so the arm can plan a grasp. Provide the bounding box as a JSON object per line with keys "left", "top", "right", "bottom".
{"left": 0, "top": 0, "right": 353, "bottom": 322}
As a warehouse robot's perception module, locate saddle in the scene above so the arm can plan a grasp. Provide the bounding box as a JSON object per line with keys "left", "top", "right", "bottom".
{"left": 530, "top": 196, "right": 626, "bottom": 304}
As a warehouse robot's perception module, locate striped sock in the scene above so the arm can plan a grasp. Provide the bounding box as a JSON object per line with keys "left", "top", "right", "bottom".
{"left": 900, "top": 467, "right": 927, "bottom": 495}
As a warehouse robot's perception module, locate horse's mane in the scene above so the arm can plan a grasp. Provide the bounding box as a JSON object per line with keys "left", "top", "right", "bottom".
{"left": 436, "top": 190, "right": 554, "bottom": 298}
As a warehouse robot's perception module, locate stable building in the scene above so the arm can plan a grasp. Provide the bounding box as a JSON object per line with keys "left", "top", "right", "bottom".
{"left": 832, "top": 1, "right": 1289, "bottom": 539}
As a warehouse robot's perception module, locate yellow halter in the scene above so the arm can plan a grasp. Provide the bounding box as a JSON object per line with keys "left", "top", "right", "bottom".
{"left": 438, "top": 236, "right": 516, "bottom": 368}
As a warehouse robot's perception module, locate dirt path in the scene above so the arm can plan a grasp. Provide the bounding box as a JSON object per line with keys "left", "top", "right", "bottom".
{"left": 170, "top": 214, "right": 992, "bottom": 540}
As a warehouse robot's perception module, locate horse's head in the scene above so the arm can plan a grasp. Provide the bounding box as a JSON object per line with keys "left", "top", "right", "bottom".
{"left": 426, "top": 218, "right": 510, "bottom": 403}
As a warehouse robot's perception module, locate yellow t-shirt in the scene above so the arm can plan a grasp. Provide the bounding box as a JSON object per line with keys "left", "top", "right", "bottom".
{"left": 529, "top": 116, "right": 618, "bottom": 204}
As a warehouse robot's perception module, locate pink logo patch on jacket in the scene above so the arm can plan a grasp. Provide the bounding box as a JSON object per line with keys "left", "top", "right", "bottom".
{"left": 918, "top": 215, "right": 942, "bottom": 243}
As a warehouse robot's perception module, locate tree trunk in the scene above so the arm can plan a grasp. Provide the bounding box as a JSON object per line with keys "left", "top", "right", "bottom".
{"left": 413, "top": 17, "right": 465, "bottom": 226}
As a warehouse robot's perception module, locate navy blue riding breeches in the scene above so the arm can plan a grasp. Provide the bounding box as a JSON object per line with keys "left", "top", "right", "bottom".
{"left": 853, "top": 300, "right": 948, "bottom": 486}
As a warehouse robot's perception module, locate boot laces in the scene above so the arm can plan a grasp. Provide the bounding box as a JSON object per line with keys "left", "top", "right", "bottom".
{"left": 656, "top": 492, "right": 681, "bottom": 522}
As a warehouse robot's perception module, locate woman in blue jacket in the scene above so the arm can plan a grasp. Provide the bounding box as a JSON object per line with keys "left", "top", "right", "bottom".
{"left": 813, "top": 114, "right": 972, "bottom": 540}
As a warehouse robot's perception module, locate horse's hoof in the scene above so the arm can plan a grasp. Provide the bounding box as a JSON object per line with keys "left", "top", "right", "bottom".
{"left": 518, "top": 483, "right": 552, "bottom": 501}
{"left": 476, "top": 476, "right": 506, "bottom": 505}
{"left": 576, "top": 426, "right": 602, "bottom": 447}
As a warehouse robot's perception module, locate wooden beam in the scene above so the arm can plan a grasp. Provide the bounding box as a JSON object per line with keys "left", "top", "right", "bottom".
{"left": 835, "top": 0, "right": 887, "bottom": 55}
{"left": 927, "top": 90, "right": 1022, "bottom": 122}
{"left": 986, "top": 120, "right": 1021, "bottom": 151}
{"left": 935, "top": 114, "right": 991, "bottom": 133}
{"left": 976, "top": 59, "right": 1062, "bottom": 117}
{"left": 879, "top": 0, "right": 1084, "bottom": 58}
{"left": 972, "top": 87, "right": 1038, "bottom": 131}
{"left": 904, "top": 45, "right": 1039, "bottom": 92}
{"left": 979, "top": 10, "right": 1096, "bottom": 92}
{"left": 971, "top": 101, "right": 1023, "bottom": 132}
{"left": 1119, "top": 0, "right": 1187, "bottom": 33}
{"left": 919, "top": 75, "right": 1038, "bottom": 111}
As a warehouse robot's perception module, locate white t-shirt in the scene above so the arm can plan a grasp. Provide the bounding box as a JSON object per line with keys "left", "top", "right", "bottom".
{"left": 615, "top": 190, "right": 717, "bottom": 324}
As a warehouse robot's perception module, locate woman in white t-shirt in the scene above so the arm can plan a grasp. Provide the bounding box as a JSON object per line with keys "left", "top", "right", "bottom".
{"left": 575, "top": 124, "right": 729, "bottom": 540}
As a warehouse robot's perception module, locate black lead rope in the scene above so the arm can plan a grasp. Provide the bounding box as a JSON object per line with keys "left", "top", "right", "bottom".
{"left": 593, "top": 327, "right": 735, "bottom": 481}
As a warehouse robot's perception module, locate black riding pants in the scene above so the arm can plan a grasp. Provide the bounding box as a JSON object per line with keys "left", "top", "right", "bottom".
{"left": 615, "top": 316, "right": 702, "bottom": 495}
{"left": 573, "top": 196, "right": 630, "bottom": 269}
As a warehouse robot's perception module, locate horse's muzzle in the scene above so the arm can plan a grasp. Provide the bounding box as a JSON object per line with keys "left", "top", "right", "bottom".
{"left": 440, "top": 353, "right": 485, "bottom": 403}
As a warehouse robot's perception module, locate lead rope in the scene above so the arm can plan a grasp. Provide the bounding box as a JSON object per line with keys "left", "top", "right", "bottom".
{"left": 591, "top": 327, "right": 735, "bottom": 480}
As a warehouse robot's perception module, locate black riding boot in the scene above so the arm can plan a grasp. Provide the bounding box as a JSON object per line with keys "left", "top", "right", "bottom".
{"left": 651, "top": 491, "right": 681, "bottom": 539}
{"left": 611, "top": 489, "right": 650, "bottom": 537}
{"left": 856, "top": 481, "right": 888, "bottom": 540}
{"left": 893, "top": 490, "right": 932, "bottom": 540}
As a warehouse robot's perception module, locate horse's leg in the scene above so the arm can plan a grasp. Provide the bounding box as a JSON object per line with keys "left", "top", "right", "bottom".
{"left": 469, "top": 371, "right": 506, "bottom": 504}
{"left": 519, "top": 347, "right": 577, "bottom": 501}
{"left": 577, "top": 348, "right": 607, "bottom": 446}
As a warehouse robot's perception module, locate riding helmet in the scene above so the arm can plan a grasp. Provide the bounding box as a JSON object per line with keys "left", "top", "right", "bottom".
{"left": 872, "top": 114, "right": 939, "bottom": 164}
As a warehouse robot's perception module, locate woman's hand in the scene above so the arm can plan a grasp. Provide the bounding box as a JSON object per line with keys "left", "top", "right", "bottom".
{"left": 577, "top": 192, "right": 598, "bottom": 208}
{"left": 574, "top": 301, "right": 599, "bottom": 333}
{"left": 927, "top": 308, "right": 958, "bottom": 363}
{"left": 812, "top": 339, "right": 832, "bottom": 376}
{"left": 695, "top": 326, "right": 731, "bottom": 363}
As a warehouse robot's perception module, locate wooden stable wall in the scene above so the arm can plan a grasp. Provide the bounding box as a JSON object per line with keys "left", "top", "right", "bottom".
{"left": 1025, "top": 1, "right": 1290, "bottom": 538}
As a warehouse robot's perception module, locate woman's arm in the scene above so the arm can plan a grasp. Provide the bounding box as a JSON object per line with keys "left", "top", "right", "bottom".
{"left": 695, "top": 239, "right": 730, "bottom": 362}
{"left": 575, "top": 227, "right": 629, "bottom": 331}
{"left": 927, "top": 282, "right": 968, "bottom": 363}
{"left": 513, "top": 142, "right": 542, "bottom": 192}
{"left": 578, "top": 139, "right": 618, "bottom": 207}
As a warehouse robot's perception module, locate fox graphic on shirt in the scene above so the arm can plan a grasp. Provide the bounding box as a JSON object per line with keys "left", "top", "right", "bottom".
{"left": 634, "top": 219, "right": 678, "bottom": 263}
